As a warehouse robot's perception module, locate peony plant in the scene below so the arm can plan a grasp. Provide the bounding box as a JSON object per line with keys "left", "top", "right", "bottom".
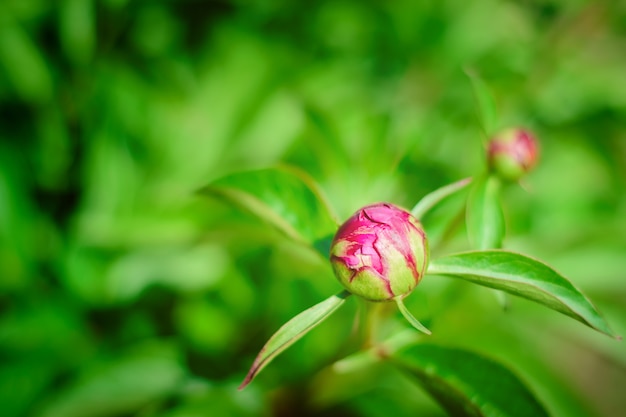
{"left": 202, "top": 149, "right": 618, "bottom": 399}
{"left": 201, "top": 88, "right": 619, "bottom": 415}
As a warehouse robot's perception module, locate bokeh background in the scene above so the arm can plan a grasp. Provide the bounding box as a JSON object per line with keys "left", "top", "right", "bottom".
{"left": 1, "top": 0, "right": 625, "bottom": 416}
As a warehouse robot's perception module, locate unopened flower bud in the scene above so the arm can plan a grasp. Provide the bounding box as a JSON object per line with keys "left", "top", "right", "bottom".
{"left": 487, "top": 128, "right": 539, "bottom": 181}
{"left": 329, "top": 203, "right": 429, "bottom": 302}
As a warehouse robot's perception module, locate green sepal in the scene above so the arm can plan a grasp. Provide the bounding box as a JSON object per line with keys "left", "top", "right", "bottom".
{"left": 395, "top": 297, "right": 431, "bottom": 335}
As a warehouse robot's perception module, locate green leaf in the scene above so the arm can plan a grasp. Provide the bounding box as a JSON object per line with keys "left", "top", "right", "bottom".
{"left": 0, "top": 359, "right": 56, "bottom": 417}
{"left": 36, "top": 342, "right": 186, "bottom": 417}
{"left": 59, "top": 0, "right": 95, "bottom": 65}
{"left": 199, "top": 166, "right": 339, "bottom": 255}
{"left": 427, "top": 250, "right": 616, "bottom": 337}
{"left": 465, "top": 68, "right": 498, "bottom": 137}
{"left": 390, "top": 344, "right": 549, "bottom": 417}
{"left": 466, "top": 175, "right": 504, "bottom": 250}
{"left": 239, "top": 290, "right": 351, "bottom": 390}
{"left": 411, "top": 177, "right": 472, "bottom": 220}
{"left": 0, "top": 15, "right": 53, "bottom": 103}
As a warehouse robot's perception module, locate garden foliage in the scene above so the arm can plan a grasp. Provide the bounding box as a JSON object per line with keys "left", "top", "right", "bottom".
{"left": 1, "top": 1, "right": 625, "bottom": 416}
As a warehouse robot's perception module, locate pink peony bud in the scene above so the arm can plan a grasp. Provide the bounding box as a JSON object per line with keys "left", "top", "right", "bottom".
{"left": 329, "top": 203, "right": 429, "bottom": 302}
{"left": 487, "top": 128, "right": 539, "bottom": 181}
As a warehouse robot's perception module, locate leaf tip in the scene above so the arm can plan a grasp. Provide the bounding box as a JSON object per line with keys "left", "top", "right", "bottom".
{"left": 238, "top": 364, "right": 260, "bottom": 390}
{"left": 395, "top": 297, "right": 432, "bottom": 336}
{"left": 421, "top": 327, "right": 433, "bottom": 336}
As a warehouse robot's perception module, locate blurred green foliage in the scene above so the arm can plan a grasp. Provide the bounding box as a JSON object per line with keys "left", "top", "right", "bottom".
{"left": 1, "top": 0, "right": 625, "bottom": 416}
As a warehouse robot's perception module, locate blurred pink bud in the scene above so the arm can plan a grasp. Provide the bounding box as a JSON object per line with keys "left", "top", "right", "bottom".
{"left": 488, "top": 128, "right": 539, "bottom": 181}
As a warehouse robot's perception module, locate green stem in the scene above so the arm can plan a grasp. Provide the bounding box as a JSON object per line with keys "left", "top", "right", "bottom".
{"left": 353, "top": 299, "right": 399, "bottom": 348}
{"left": 411, "top": 177, "right": 473, "bottom": 220}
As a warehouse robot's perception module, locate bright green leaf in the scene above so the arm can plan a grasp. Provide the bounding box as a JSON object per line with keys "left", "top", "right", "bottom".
{"left": 427, "top": 250, "right": 616, "bottom": 337}
{"left": 466, "top": 175, "right": 504, "bottom": 250}
{"left": 390, "top": 344, "right": 549, "bottom": 417}
{"left": 239, "top": 290, "right": 351, "bottom": 390}
{"left": 411, "top": 177, "right": 472, "bottom": 220}
{"left": 199, "top": 166, "right": 338, "bottom": 256}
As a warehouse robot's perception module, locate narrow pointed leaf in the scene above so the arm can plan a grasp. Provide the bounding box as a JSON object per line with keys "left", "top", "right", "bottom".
{"left": 395, "top": 297, "right": 431, "bottom": 335}
{"left": 465, "top": 69, "right": 498, "bottom": 136}
{"left": 411, "top": 177, "right": 472, "bottom": 220}
{"left": 390, "top": 344, "right": 549, "bottom": 417}
{"left": 199, "top": 166, "right": 339, "bottom": 255}
{"left": 466, "top": 175, "right": 504, "bottom": 250}
{"left": 427, "top": 250, "right": 616, "bottom": 337}
{"left": 239, "top": 290, "right": 351, "bottom": 389}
